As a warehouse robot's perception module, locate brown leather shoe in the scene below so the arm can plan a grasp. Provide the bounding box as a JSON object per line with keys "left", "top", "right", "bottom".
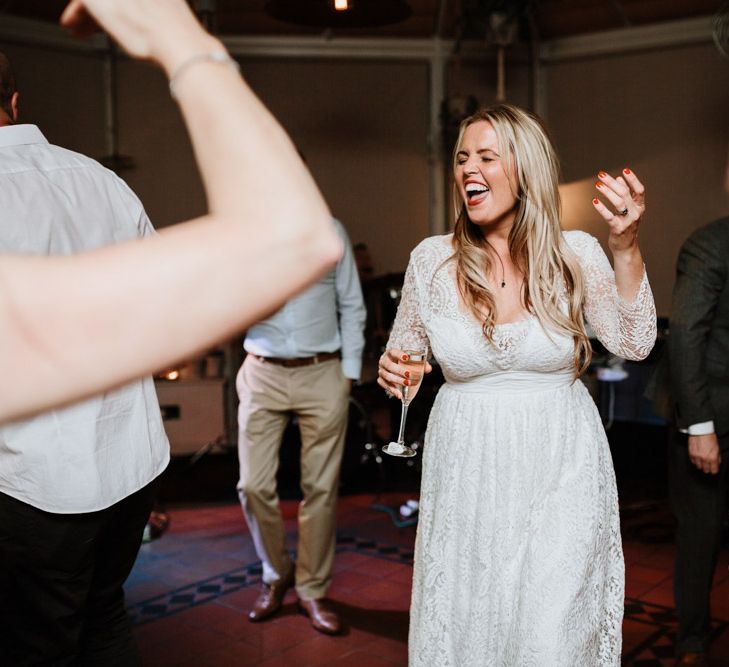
{"left": 298, "top": 597, "right": 342, "bottom": 635}
{"left": 248, "top": 568, "right": 294, "bottom": 622}
{"left": 675, "top": 651, "right": 709, "bottom": 666}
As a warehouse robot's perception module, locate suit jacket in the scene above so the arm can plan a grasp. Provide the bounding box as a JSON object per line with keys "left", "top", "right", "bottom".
{"left": 666, "top": 217, "right": 729, "bottom": 437}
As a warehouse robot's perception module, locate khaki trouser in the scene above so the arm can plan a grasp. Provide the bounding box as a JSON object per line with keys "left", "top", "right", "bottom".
{"left": 236, "top": 355, "right": 350, "bottom": 600}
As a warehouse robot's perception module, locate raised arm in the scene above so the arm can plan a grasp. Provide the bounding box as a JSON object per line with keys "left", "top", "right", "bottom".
{"left": 584, "top": 167, "right": 656, "bottom": 360}
{"left": 0, "top": 0, "right": 340, "bottom": 423}
{"left": 591, "top": 168, "right": 647, "bottom": 304}
{"left": 570, "top": 231, "right": 656, "bottom": 360}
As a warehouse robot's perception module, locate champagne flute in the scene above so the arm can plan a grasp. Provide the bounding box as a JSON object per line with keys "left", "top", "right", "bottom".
{"left": 382, "top": 346, "right": 428, "bottom": 458}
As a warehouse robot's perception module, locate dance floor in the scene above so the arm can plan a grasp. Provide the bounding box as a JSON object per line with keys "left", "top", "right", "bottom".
{"left": 126, "top": 492, "right": 729, "bottom": 667}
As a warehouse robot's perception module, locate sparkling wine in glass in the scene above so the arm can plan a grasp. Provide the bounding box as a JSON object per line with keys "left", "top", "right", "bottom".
{"left": 383, "top": 347, "right": 428, "bottom": 458}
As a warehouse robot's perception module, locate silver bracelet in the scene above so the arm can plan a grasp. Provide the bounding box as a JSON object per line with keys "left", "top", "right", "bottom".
{"left": 168, "top": 51, "right": 240, "bottom": 100}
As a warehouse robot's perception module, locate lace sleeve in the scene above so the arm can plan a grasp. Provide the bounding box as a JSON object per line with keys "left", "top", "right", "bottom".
{"left": 568, "top": 231, "right": 656, "bottom": 361}
{"left": 387, "top": 248, "right": 430, "bottom": 353}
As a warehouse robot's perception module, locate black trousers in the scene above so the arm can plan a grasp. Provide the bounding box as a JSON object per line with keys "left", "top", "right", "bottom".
{"left": 668, "top": 430, "right": 729, "bottom": 654}
{"left": 0, "top": 479, "right": 157, "bottom": 666}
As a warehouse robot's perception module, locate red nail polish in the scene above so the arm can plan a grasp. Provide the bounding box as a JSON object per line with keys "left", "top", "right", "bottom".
{"left": 401, "top": 354, "right": 409, "bottom": 361}
{"left": 595, "top": 181, "right": 602, "bottom": 188}
{"left": 592, "top": 198, "right": 599, "bottom": 205}
{"left": 598, "top": 171, "right": 607, "bottom": 179}
{"left": 623, "top": 167, "right": 631, "bottom": 175}
{"left": 404, "top": 379, "right": 411, "bottom": 386}
{"left": 404, "top": 370, "right": 410, "bottom": 378}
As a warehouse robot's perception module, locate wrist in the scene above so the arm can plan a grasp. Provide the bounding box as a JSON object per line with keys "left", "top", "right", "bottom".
{"left": 168, "top": 49, "right": 239, "bottom": 99}
{"left": 610, "top": 245, "right": 642, "bottom": 266}
{"left": 158, "top": 35, "right": 225, "bottom": 78}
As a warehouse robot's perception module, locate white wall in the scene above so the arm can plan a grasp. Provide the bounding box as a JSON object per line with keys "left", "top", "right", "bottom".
{"left": 547, "top": 42, "right": 729, "bottom": 315}
{"left": 239, "top": 58, "right": 430, "bottom": 276}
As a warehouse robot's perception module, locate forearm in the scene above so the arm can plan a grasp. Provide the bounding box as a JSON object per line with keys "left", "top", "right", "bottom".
{"left": 340, "top": 306, "right": 366, "bottom": 379}
{"left": 169, "top": 45, "right": 329, "bottom": 229}
{"left": 668, "top": 322, "right": 714, "bottom": 426}
{"left": 0, "top": 217, "right": 338, "bottom": 423}
{"left": 0, "top": 0, "right": 343, "bottom": 424}
{"left": 667, "top": 239, "right": 720, "bottom": 426}
{"left": 611, "top": 246, "right": 645, "bottom": 303}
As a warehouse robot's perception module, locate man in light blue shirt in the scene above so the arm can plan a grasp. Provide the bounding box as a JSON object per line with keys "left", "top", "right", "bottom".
{"left": 237, "top": 219, "right": 365, "bottom": 635}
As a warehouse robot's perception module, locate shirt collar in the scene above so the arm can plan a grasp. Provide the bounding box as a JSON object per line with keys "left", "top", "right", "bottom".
{"left": 0, "top": 124, "right": 49, "bottom": 148}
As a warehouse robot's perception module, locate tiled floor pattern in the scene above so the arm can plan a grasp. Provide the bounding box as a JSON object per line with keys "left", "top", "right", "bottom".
{"left": 128, "top": 534, "right": 414, "bottom": 629}
{"left": 127, "top": 495, "right": 729, "bottom": 666}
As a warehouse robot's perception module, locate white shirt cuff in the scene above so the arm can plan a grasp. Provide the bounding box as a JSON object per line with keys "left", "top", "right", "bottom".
{"left": 680, "top": 421, "right": 715, "bottom": 436}
{"left": 340, "top": 357, "right": 361, "bottom": 381}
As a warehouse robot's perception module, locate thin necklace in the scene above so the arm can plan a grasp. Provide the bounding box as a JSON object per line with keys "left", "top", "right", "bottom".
{"left": 485, "top": 241, "right": 507, "bottom": 288}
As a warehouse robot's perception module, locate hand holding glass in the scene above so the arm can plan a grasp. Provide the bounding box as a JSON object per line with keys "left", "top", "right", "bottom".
{"left": 383, "top": 347, "right": 428, "bottom": 458}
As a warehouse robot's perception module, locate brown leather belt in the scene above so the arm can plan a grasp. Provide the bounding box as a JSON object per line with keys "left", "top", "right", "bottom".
{"left": 253, "top": 350, "right": 341, "bottom": 368}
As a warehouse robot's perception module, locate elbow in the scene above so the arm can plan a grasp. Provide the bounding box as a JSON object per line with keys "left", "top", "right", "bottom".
{"left": 622, "top": 327, "right": 657, "bottom": 362}
{"left": 314, "top": 219, "right": 343, "bottom": 272}
{"left": 606, "top": 320, "right": 657, "bottom": 362}
{"left": 606, "top": 327, "right": 658, "bottom": 361}
{"left": 285, "top": 209, "right": 341, "bottom": 274}
{"left": 623, "top": 346, "right": 651, "bottom": 362}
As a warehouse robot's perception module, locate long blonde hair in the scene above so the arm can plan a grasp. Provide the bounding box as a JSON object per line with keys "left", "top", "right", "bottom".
{"left": 451, "top": 103, "right": 591, "bottom": 375}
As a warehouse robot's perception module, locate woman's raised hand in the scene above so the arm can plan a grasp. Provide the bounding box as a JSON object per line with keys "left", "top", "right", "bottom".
{"left": 592, "top": 168, "right": 646, "bottom": 255}
{"left": 60, "top": 0, "right": 214, "bottom": 69}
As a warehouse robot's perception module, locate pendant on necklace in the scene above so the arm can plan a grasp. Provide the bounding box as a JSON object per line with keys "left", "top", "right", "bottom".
{"left": 501, "top": 280, "right": 506, "bottom": 288}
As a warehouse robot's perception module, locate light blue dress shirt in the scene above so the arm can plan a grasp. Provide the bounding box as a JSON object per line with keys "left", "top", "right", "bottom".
{"left": 244, "top": 219, "right": 366, "bottom": 380}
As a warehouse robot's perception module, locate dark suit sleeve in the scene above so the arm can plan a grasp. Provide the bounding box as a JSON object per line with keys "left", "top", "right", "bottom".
{"left": 668, "top": 227, "right": 727, "bottom": 429}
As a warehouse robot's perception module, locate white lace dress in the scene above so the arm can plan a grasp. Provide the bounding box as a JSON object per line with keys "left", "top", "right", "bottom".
{"left": 387, "top": 231, "right": 656, "bottom": 667}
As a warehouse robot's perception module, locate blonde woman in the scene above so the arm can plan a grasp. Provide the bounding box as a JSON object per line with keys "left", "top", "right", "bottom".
{"left": 378, "top": 104, "right": 656, "bottom": 665}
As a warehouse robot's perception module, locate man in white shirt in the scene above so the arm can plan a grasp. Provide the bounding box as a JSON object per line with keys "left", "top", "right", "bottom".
{"left": 237, "top": 219, "right": 365, "bottom": 635}
{"left": 665, "top": 215, "right": 729, "bottom": 667}
{"left": 0, "top": 52, "right": 169, "bottom": 666}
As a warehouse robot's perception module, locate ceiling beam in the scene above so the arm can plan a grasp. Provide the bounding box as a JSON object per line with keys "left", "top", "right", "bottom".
{"left": 223, "top": 34, "right": 444, "bottom": 60}
{"left": 0, "top": 13, "right": 713, "bottom": 63}
{"left": 540, "top": 14, "right": 713, "bottom": 62}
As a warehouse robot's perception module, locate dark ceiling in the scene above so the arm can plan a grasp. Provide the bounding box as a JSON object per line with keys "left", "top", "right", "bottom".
{"left": 0, "top": 0, "right": 724, "bottom": 41}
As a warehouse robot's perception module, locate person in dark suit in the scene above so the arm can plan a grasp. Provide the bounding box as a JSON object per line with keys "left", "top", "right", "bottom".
{"left": 665, "top": 216, "right": 729, "bottom": 667}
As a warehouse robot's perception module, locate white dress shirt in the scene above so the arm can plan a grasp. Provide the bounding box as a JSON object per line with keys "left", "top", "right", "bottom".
{"left": 0, "top": 124, "right": 169, "bottom": 513}
{"left": 244, "top": 219, "right": 366, "bottom": 380}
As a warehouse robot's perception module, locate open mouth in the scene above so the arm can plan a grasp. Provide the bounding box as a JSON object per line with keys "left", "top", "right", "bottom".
{"left": 465, "top": 183, "right": 489, "bottom": 205}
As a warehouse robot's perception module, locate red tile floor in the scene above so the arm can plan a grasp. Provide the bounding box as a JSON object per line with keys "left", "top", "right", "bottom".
{"left": 125, "top": 493, "right": 729, "bottom": 667}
